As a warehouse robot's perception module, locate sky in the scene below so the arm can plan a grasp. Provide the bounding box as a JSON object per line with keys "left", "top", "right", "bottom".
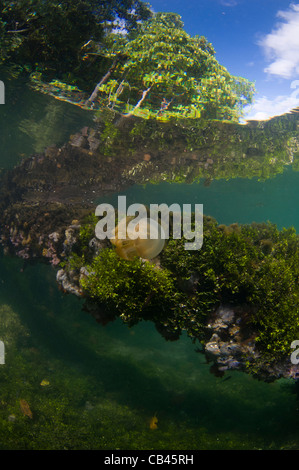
{"left": 148, "top": 0, "right": 299, "bottom": 120}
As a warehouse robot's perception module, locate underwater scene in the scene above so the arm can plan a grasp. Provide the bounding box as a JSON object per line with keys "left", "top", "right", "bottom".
{"left": 0, "top": 0, "right": 299, "bottom": 452}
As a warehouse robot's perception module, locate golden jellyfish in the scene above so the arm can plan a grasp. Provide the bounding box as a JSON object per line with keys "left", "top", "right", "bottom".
{"left": 111, "top": 216, "right": 165, "bottom": 260}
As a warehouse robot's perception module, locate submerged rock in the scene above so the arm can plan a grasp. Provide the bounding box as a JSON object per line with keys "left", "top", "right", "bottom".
{"left": 56, "top": 269, "right": 83, "bottom": 297}
{"left": 204, "top": 304, "right": 297, "bottom": 382}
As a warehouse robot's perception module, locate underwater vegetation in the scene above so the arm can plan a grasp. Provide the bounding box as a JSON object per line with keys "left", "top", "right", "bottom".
{"left": 60, "top": 213, "right": 299, "bottom": 370}
{"left": 0, "top": 289, "right": 298, "bottom": 450}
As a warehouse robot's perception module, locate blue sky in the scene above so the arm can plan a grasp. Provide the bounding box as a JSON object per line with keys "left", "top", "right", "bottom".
{"left": 148, "top": 0, "right": 299, "bottom": 120}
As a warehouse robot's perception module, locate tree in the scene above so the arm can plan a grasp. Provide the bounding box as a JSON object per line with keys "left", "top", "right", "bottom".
{"left": 87, "top": 12, "right": 255, "bottom": 122}
{"left": 0, "top": 0, "right": 152, "bottom": 75}
{"left": 92, "top": 0, "right": 152, "bottom": 33}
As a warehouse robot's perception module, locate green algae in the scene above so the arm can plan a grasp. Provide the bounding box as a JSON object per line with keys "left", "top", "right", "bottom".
{"left": 80, "top": 249, "right": 176, "bottom": 324}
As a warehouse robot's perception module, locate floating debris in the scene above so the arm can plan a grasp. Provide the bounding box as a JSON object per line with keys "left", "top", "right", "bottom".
{"left": 19, "top": 399, "right": 33, "bottom": 419}
{"left": 149, "top": 414, "right": 158, "bottom": 430}
{"left": 40, "top": 379, "right": 50, "bottom": 387}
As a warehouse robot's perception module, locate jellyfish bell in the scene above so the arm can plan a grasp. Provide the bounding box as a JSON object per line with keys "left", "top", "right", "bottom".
{"left": 134, "top": 217, "right": 166, "bottom": 259}
{"left": 111, "top": 216, "right": 166, "bottom": 260}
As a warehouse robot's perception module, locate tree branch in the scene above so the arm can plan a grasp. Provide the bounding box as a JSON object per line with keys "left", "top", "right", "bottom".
{"left": 84, "top": 56, "right": 120, "bottom": 108}
{"left": 122, "top": 86, "right": 152, "bottom": 118}
{"left": 7, "top": 28, "right": 29, "bottom": 33}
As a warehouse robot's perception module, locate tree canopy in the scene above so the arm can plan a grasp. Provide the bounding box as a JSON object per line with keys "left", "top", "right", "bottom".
{"left": 0, "top": 0, "right": 152, "bottom": 73}
{"left": 87, "top": 12, "right": 255, "bottom": 122}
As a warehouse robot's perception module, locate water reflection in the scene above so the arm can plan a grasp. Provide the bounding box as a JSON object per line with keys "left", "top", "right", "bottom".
{"left": 0, "top": 69, "right": 94, "bottom": 168}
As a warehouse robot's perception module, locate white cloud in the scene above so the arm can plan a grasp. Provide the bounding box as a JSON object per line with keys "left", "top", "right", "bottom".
{"left": 259, "top": 3, "right": 299, "bottom": 79}
{"left": 220, "top": 0, "right": 238, "bottom": 6}
{"left": 246, "top": 3, "right": 299, "bottom": 121}
{"left": 243, "top": 91, "right": 299, "bottom": 121}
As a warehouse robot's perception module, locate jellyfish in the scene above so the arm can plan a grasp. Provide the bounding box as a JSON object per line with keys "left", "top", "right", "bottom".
{"left": 110, "top": 216, "right": 165, "bottom": 260}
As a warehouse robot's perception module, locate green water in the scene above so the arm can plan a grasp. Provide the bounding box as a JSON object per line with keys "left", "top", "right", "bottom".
{"left": 0, "top": 253, "right": 298, "bottom": 450}
{"left": 101, "top": 166, "right": 299, "bottom": 231}
{"left": 0, "top": 81, "right": 299, "bottom": 450}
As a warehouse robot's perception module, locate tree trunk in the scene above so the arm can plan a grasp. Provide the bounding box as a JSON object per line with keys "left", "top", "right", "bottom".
{"left": 85, "top": 56, "right": 119, "bottom": 108}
